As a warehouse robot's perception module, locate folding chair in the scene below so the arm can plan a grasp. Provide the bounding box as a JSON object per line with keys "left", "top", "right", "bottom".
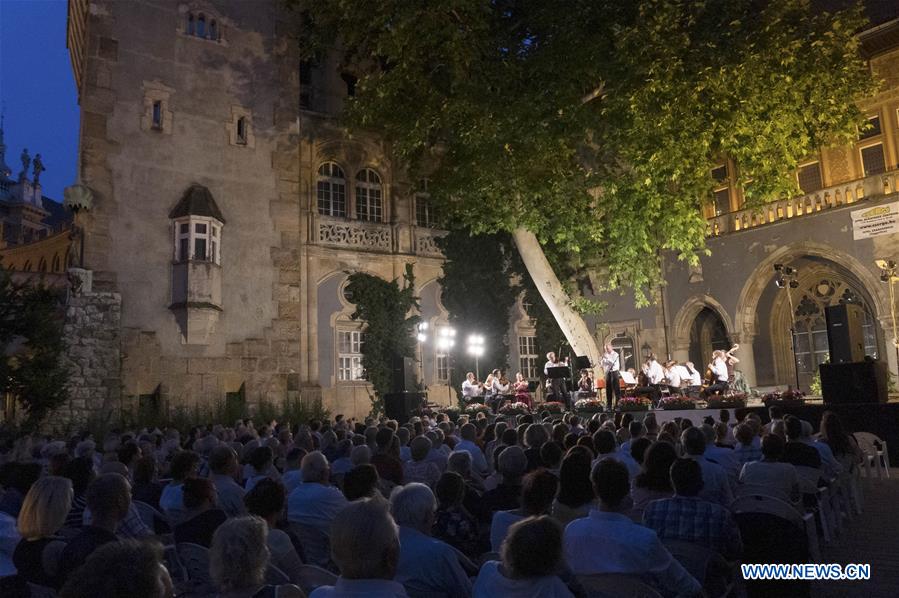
{"left": 133, "top": 499, "right": 171, "bottom": 533}
{"left": 577, "top": 574, "right": 663, "bottom": 598}
{"left": 288, "top": 522, "right": 335, "bottom": 571}
{"left": 730, "top": 493, "right": 818, "bottom": 561}
{"left": 296, "top": 565, "right": 338, "bottom": 596}
{"left": 662, "top": 540, "right": 734, "bottom": 598}
{"left": 176, "top": 542, "right": 215, "bottom": 595}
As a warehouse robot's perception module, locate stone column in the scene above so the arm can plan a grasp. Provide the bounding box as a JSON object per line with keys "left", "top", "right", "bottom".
{"left": 878, "top": 317, "right": 899, "bottom": 380}
{"left": 732, "top": 332, "right": 758, "bottom": 390}
{"left": 671, "top": 342, "right": 690, "bottom": 364}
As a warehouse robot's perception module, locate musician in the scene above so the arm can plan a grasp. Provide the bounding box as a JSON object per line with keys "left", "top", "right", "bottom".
{"left": 490, "top": 369, "right": 512, "bottom": 411}
{"left": 574, "top": 369, "right": 595, "bottom": 404}
{"left": 544, "top": 352, "right": 569, "bottom": 406}
{"left": 663, "top": 360, "right": 685, "bottom": 396}
{"left": 600, "top": 343, "right": 621, "bottom": 410}
{"left": 724, "top": 344, "right": 740, "bottom": 382}
{"left": 513, "top": 372, "right": 532, "bottom": 407}
{"left": 641, "top": 354, "right": 665, "bottom": 405}
{"left": 543, "top": 352, "right": 558, "bottom": 376}
{"left": 683, "top": 361, "right": 703, "bottom": 396}
{"left": 704, "top": 350, "right": 730, "bottom": 396}
{"left": 461, "top": 372, "right": 484, "bottom": 403}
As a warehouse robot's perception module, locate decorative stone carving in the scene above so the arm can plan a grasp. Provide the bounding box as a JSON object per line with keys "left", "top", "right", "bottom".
{"left": 64, "top": 183, "right": 94, "bottom": 212}
{"left": 413, "top": 229, "right": 447, "bottom": 257}
{"left": 318, "top": 218, "right": 392, "bottom": 251}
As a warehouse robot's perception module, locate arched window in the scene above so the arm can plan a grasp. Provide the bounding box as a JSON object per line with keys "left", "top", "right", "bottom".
{"left": 355, "top": 169, "right": 383, "bottom": 222}
{"left": 187, "top": 14, "right": 195, "bottom": 35}
{"left": 38, "top": 258, "right": 47, "bottom": 273}
{"left": 414, "top": 178, "right": 438, "bottom": 227}
{"left": 611, "top": 334, "right": 636, "bottom": 372}
{"left": 51, "top": 253, "right": 60, "bottom": 273}
{"left": 197, "top": 14, "right": 206, "bottom": 38}
{"left": 317, "top": 162, "right": 347, "bottom": 217}
{"left": 209, "top": 19, "right": 218, "bottom": 40}
{"left": 23, "top": 261, "right": 31, "bottom": 272}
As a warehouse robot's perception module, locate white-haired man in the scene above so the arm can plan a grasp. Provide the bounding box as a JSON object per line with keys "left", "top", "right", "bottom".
{"left": 390, "top": 483, "right": 472, "bottom": 597}
{"left": 286, "top": 451, "right": 347, "bottom": 534}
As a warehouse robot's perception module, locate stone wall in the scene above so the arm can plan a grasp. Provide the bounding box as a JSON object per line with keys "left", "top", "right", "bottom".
{"left": 59, "top": 281, "right": 122, "bottom": 428}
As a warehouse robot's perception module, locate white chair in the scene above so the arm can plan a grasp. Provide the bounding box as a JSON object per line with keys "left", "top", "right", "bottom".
{"left": 288, "top": 522, "right": 333, "bottom": 571}
{"left": 176, "top": 542, "right": 215, "bottom": 595}
{"left": 853, "top": 432, "right": 890, "bottom": 479}
{"left": 730, "top": 493, "right": 820, "bottom": 561}
{"left": 133, "top": 499, "right": 170, "bottom": 531}
{"left": 296, "top": 565, "right": 338, "bottom": 596}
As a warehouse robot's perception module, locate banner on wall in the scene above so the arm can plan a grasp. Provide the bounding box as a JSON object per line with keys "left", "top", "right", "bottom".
{"left": 851, "top": 201, "right": 899, "bottom": 240}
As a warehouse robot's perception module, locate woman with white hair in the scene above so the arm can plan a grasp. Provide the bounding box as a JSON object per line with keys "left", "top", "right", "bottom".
{"left": 13, "top": 476, "right": 74, "bottom": 588}
{"left": 389, "top": 483, "right": 472, "bottom": 597}
{"left": 210, "top": 516, "right": 303, "bottom": 598}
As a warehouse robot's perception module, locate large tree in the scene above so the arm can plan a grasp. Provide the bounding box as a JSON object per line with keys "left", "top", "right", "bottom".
{"left": 290, "top": 0, "right": 875, "bottom": 363}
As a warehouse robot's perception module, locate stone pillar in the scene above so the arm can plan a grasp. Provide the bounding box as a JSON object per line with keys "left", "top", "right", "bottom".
{"left": 671, "top": 342, "right": 690, "bottom": 364}
{"left": 732, "top": 332, "right": 758, "bottom": 390}
{"left": 878, "top": 317, "right": 899, "bottom": 380}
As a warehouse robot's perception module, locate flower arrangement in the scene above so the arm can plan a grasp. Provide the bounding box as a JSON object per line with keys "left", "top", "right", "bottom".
{"left": 761, "top": 389, "right": 805, "bottom": 406}
{"left": 574, "top": 398, "right": 606, "bottom": 411}
{"left": 499, "top": 401, "right": 531, "bottom": 416}
{"left": 658, "top": 396, "right": 697, "bottom": 410}
{"left": 541, "top": 401, "right": 566, "bottom": 414}
{"left": 617, "top": 396, "right": 652, "bottom": 411}
{"left": 704, "top": 393, "right": 747, "bottom": 409}
{"left": 464, "top": 404, "right": 491, "bottom": 416}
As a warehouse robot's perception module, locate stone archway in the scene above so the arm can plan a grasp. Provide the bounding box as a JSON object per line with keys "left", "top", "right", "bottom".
{"left": 689, "top": 307, "right": 732, "bottom": 368}
{"left": 671, "top": 295, "right": 735, "bottom": 354}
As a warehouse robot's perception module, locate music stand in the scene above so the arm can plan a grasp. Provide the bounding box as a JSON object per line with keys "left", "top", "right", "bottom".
{"left": 546, "top": 366, "right": 571, "bottom": 379}
{"left": 527, "top": 381, "right": 539, "bottom": 392}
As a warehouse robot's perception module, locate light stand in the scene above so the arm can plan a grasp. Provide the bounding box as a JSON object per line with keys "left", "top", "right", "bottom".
{"left": 437, "top": 327, "right": 456, "bottom": 404}
{"left": 416, "top": 322, "right": 428, "bottom": 388}
{"left": 466, "top": 334, "right": 485, "bottom": 380}
{"left": 774, "top": 264, "right": 802, "bottom": 390}
{"left": 876, "top": 259, "right": 899, "bottom": 379}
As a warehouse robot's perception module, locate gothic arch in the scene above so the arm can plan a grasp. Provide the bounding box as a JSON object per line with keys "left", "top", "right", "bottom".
{"left": 734, "top": 241, "right": 890, "bottom": 339}
{"left": 671, "top": 294, "right": 735, "bottom": 351}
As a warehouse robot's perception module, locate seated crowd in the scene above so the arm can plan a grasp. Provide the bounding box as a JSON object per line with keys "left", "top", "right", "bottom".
{"left": 0, "top": 405, "right": 864, "bottom": 597}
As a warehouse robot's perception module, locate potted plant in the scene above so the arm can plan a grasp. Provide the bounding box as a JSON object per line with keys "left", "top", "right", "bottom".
{"left": 761, "top": 389, "right": 805, "bottom": 407}
{"left": 617, "top": 396, "right": 652, "bottom": 412}
{"left": 541, "top": 401, "right": 566, "bottom": 414}
{"left": 499, "top": 401, "right": 531, "bottom": 416}
{"left": 464, "top": 404, "right": 491, "bottom": 416}
{"left": 705, "top": 392, "right": 747, "bottom": 409}
{"left": 658, "top": 396, "right": 697, "bottom": 410}
{"left": 574, "top": 398, "right": 606, "bottom": 413}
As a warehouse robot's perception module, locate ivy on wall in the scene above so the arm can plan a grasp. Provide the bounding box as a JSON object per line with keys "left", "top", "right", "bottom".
{"left": 345, "top": 264, "right": 420, "bottom": 416}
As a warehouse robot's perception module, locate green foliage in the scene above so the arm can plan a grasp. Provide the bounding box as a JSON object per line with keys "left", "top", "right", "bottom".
{"left": 437, "top": 230, "right": 519, "bottom": 401}
{"left": 345, "top": 264, "right": 420, "bottom": 416}
{"left": 290, "top": 0, "right": 875, "bottom": 304}
{"left": 0, "top": 269, "right": 69, "bottom": 430}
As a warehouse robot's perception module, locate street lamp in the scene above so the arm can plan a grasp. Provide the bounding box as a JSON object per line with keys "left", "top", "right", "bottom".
{"left": 774, "top": 264, "right": 801, "bottom": 390}
{"left": 416, "top": 322, "right": 428, "bottom": 384}
{"left": 466, "top": 334, "right": 486, "bottom": 380}
{"left": 876, "top": 258, "right": 899, "bottom": 378}
{"left": 437, "top": 327, "right": 456, "bottom": 403}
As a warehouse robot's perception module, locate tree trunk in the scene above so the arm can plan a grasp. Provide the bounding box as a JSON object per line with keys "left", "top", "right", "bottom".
{"left": 512, "top": 228, "right": 601, "bottom": 367}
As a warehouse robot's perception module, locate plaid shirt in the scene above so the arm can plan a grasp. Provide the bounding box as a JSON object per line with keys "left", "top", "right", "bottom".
{"left": 642, "top": 496, "right": 743, "bottom": 559}
{"left": 733, "top": 443, "right": 763, "bottom": 465}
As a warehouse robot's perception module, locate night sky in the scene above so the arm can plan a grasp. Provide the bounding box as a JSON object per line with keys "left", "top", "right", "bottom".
{"left": 0, "top": 0, "right": 79, "bottom": 202}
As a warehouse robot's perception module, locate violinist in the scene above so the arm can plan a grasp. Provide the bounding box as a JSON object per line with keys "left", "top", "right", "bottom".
{"left": 683, "top": 361, "right": 703, "bottom": 396}
{"left": 461, "top": 372, "right": 484, "bottom": 403}
{"left": 703, "top": 350, "right": 730, "bottom": 396}
{"left": 513, "top": 372, "right": 532, "bottom": 407}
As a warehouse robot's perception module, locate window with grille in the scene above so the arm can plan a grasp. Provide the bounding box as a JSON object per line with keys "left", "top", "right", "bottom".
{"left": 713, "top": 188, "right": 730, "bottom": 216}
{"left": 337, "top": 330, "right": 365, "bottom": 381}
{"left": 860, "top": 144, "right": 885, "bottom": 176}
{"left": 436, "top": 352, "right": 451, "bottom": 382}
{"left": 611, "top": 335, "right": 636, "bottom": 372}
{"left": 173, "top": 218, "right": 222, "bottom": 264}
{"left": 356, "top": 169, "right": 383, "bottom": 222}
{"left": 151, "top": 101, "right": 163, "bottom": 129}
{"left": 797, "top": 162, "right": 822, "bottom": 194}
{"left": 317, "top": 162, "right": 347, "bottom": 217}
{"left": 858, "top": 115, "right": 881, "bottom": 140}
{"left": 518, "top": 335, "right": 538, "bottom": 379}
{"left": 711, "top": 164, "right": 728, "bottom": 183}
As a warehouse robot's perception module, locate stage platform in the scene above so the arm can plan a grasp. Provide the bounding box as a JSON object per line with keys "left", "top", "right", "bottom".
{"left": 580, "top": 401, "right": 899, "bottom": 462}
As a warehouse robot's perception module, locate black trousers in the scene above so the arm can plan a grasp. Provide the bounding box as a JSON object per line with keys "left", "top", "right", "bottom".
{"left": 705, "top": 381, "right": 729, "bottom": 396}
{"left": 605, "top": 371, "right": 621, "bottom": 409}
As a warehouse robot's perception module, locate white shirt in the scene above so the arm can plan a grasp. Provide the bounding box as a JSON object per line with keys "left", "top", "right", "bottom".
{"left": 473, "top": 561, "right": 574, "bottom": 598}
{"left": 601, "top": 351, "right": 620, "bottom": 373}
{"left": 455, "top": 439, "right": 489, "bottom": 476}
{"left": 492, "top": 378, "right": 510, "bottom": 395}
{"left": 684, "top": 366, "right": 703, "bottom": 386}
{"left": 287, "top": 481, "right": 348, "bottom": 534}
{"left": 281, "top": 469, "right": 304, "bottom": 494}
{"left": 645, "top": 360, "right": 665, "bottom": 384}
{"left": 665, "top": 367, "right": 682, "bottom": 387}
{"left": 490, "top": 510, "right": 525, "bottom": 552}
{"left": 691, "top": 455, "right": 734, "bottom": 506}
{"left": 543, "top": 360, "right": 557, "bottom": 376}
{"left": 311, "top": 578, "right": 409, "bottom": 597}
{"left": 462, "top": 379, "right": 483, "bottom": 398}
{"left": 564, "top": 510, "right": 701, "bottom": 597}
{"left": 739, "top": 461, "right": 801, "bottom": 504}
{"left": 159, "top": 482, "right": 186, "bottom": 523}
{"left": 711, "top": 358, "right": 728, "bottom": 382}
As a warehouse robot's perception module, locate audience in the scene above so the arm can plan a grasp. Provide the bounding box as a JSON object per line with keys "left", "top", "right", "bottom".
{"left": 12, "top": 476, "right": 73, "bottom": 588}
{"left": 160, "top": 451, "right": 199, "bottom": 523}
{"left": 244, "top": 479, "right": 305, "bottom": 584}
{"left": 342, "top": 464, "right": 381, "bottom": 501}
{"left": 473, "top": 516, "right": 573, "bottom": 597}
{"left": 287, "top": 451, "right": 348, "bottom": 534}
{"left": 390, "top": 483, "right": 472, "bottom": 597}
{"left": 550, "top": 447, "right": 595, "bottom": 526}
{"left": 209, "top": 445, "right": 247, "bottom": 518}
{"left": 681, "top": 428, "right": 734, "bottom": 506}
{"left": 564, "top": 459, "right": 701, "bottom": 597}
{"left": 59, "top": 539, "right": 173, "bottom": 598}
{"left": 432, "top": 472, "right": 480, "bottom": 559}
{"left": 58, "top": 473, "right": 131, "bottom": 583}
{"left": 173, "top": 477, "right": 227, "bottom": 547}
{"left": 404, "top": 436, "right": 441, "bottom": 488}
{"left": 311, "top": 497, "right": 406, "bottom": 597}
{"left": 490, "top": 469, "right": 558, "bottom": 552}
{"left": 210, "top": 516, "right": 303, "bottom": 598}
{"left": 631, "top": 440, "right": 677, "bottom": 518}
{"left": 643, "top": 458, "right": 743, "bottom": 560}
{"left": 738, "top": 433, "right": 801, "bottom": 505}
{"left": 479, "top": 446, "right": 527, "bottom": 524}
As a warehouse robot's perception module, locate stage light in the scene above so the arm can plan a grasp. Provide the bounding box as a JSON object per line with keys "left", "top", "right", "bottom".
{"left": 773, "top": 263, "right": 783, "bottom": 272}
{"left": 775, "top": 278, "right": 786, "bottom": 288}
{"left": 876, "top": 259, "right": 889, "bottom": 270}
{"left": 789, "top": 280, "right": 799, "bottom": 288}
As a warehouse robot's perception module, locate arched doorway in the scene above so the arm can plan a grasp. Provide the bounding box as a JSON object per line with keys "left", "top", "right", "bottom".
{"left": 689, "top": 307, "right": 731, "bottom": 368}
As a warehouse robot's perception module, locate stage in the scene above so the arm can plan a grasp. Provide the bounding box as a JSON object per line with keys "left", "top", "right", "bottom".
{"left": 576, "top": 400, "right": 899, "bottom": 462}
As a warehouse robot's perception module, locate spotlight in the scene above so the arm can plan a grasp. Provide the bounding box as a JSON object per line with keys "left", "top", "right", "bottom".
{"left": 775, "top": 278, "right": 786, "bottom": 289}
{"left": 789, "top": 280, "right": 799, "bottom": 289}
{"left": 773, "top": 264, "right": 783, "bottom": 272}
{"left": 783, "top": 266, "right": 795, "bottom": 276}
{"left": 876, "top": 259, "right": 889, "bottom": 270}
{"left": 882, "top": 272, "right": 891, "bottom": 283}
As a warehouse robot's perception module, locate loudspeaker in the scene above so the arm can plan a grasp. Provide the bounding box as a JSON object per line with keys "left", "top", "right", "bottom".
{"left": 384, "top": 392, "right": 426, "bottom": 423}
{"left": 824, "top": 304, "right": 866, "bottom": 364}
{"left": 820, "top": 360, "right": 888, "bottom": 404}
{"left": 391, "top": 355, "right": 418, "bottom": 393}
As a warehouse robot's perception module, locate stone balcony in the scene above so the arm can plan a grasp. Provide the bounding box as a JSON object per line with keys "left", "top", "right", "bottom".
{"left": 314, "top": 214, "right": 447, "bottom": 257}
{"left": 707, "top": 169, "right": 899, "bottom": 236}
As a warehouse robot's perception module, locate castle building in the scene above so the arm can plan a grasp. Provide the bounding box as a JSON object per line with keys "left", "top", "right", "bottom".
{"left": 61, "top": 0, "right": 899, "bottom": 423}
